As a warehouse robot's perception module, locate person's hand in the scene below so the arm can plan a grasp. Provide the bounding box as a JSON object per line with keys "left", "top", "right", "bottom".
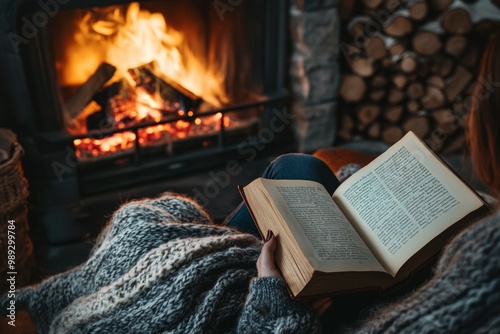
{"left": 257, "top": 230, "right": 282, "bottom": 279}
{"left": 257, "top": 230, "right": 332, "bottom": 316}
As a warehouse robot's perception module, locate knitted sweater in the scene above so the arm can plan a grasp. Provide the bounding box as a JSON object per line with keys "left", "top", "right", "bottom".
{"left": 1, "top": 193, "right": 320, "bottom": 334}
{"left": 341, "top": 207, "right": 500, "bottom": 333}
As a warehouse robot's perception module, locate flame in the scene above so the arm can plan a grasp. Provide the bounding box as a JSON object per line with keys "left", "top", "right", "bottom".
{"left": 62, "top": 2, "right": 228, "bottom": 107}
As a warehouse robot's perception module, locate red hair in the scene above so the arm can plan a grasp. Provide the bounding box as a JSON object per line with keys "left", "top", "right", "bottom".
{"left": 468, "top": 31, "right": 500, "bottom": 193}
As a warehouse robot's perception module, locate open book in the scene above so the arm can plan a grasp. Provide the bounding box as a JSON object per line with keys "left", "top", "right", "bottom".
{"left": 239, "top": 131, "right": 491, "bottom": 299}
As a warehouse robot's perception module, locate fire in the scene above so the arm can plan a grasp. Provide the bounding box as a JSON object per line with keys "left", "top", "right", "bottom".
{"left": 62, "top": 2, "right": 228, "bottom": 106}
{"left": 60, "top": 3, "right": 241, "bottom": 161}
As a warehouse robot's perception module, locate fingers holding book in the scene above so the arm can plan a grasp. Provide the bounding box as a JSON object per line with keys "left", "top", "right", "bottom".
{"left": 257, "top": 230, "right": 283, "bottom": 279}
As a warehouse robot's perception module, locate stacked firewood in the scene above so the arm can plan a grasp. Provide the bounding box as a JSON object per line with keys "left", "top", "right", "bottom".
{"left": 337, "top": 0, "right": 500, "bottom": 153}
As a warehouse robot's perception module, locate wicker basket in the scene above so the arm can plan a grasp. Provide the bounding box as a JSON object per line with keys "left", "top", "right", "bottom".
{"left": 0, "top": 128, "right": 34, "bottom": 293}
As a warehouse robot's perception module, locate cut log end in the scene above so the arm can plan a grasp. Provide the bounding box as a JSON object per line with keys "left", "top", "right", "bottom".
{"left": 445, "top": 35, "right": 468, "bottom": 56}
{"left": 412, "top": 31, "right": 442, "bottom": 56}
{"left": 364, "top": 36, "right": 388, "bottom": 60}
{"left": 388, "top": 88, "right": 405, "bottom": 104}
{"left": 400, "top": 54, "right": 418, "bottom": 73}
{"left": 406, "top": 82, "right": 425, "bottom": 99}
{"left": 384, "top": 105, "right": 404, "bottom": 123}
{"left": 403, "top": 116, "right": 430, "bottom": 138}
{"left": 382, "top": 125, "right": 404, "bottom": 144}
{"left": 351, "top": 58, "right": 376, "bottom": 77}
{"left": 421, "top": 86, "right": 446, "bottom": 110}
{"left": 409, "top": 1, "right": 429, "bottom": 21}
{"left": 384, "top": 16, "right": 413, "bottom": 37}
{"left": 357, "top": 104, "right": 381, "bottom": 124}
{"left": 340, "top": 74, "right": 367, "bottom": 103}
{"left": 441, "top": 7, "right": 472, "bottom": 34}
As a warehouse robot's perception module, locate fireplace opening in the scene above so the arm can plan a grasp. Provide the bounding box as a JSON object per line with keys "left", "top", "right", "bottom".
{"left": 3, "top": 0, "right": 290, "bottom": 273}
{"left": 17, "top": 0, "right": 289, "bottom": 194}
{"left": 50, "top": 2, "right": 268, "bottom": 163}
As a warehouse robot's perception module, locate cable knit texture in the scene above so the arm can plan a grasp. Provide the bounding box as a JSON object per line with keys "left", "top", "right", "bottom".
{"left": 340, "top": 208, "right": 500, "bottom": 333}
{"left": 0, "top": 193, "right": 320, "bottom": 334}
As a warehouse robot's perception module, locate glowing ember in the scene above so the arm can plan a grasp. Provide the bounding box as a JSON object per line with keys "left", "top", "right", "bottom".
{"left": 73, "top": 113, "right": 238, "bottom": 160}
{"left": 74, "top": 132, "right": 136, "bottom": 158}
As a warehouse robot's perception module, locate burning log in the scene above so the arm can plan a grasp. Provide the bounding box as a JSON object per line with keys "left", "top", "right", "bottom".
{"left": 86, "top": 81, "right": 126, "bottom": 131}
{"left": 83, "top": 61, "right": 203, "bottom": 133}
{"left": 65, "top": 62, "right": 117, "bottom": 120}
{"left": 128, "top": 62, "right": 202, "bottom": 113}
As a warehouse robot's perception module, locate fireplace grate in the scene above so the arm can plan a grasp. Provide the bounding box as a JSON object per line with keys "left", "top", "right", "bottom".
{"left": 40, "top": 91, "right": 289, "bottom": 194}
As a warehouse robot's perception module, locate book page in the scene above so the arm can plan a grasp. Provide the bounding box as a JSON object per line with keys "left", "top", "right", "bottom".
{"left": 334, "top": 132, "right": 484, "bottom": 276}
{"left": 261, "top": 180, "right": 386, "bottom": 273}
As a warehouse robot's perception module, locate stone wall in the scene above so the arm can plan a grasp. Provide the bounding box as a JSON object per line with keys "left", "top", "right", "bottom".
{"left": 289, "top": 0, "right": 340, "bottom": 152}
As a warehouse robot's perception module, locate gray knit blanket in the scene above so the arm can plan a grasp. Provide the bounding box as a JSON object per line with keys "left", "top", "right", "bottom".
{"left": 1, "top": 193, "right": 320, "bottom": 333}
{"left": 3, "top": 193, "right": 499, "bottom": 333}
{"left": 342, "top": 208, "right": 500, "bottom": 333}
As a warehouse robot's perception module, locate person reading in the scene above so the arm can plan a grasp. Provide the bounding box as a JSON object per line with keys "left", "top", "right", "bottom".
{"left": 239, "top": 131, "right": 491, "bottom": 298}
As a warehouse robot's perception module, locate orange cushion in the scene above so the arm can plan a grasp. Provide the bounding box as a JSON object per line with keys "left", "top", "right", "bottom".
{"left": 313, "top": 147, "right": 376, "bottom": 175}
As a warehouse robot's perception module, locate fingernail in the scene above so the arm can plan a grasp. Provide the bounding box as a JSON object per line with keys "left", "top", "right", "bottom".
{"left": 266, "top": 229, "right": 272, "bottom": 242}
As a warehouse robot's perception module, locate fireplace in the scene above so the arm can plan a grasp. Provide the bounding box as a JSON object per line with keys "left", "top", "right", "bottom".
{"left": 1, "top": 0, "right": 290, "bottom": 273}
